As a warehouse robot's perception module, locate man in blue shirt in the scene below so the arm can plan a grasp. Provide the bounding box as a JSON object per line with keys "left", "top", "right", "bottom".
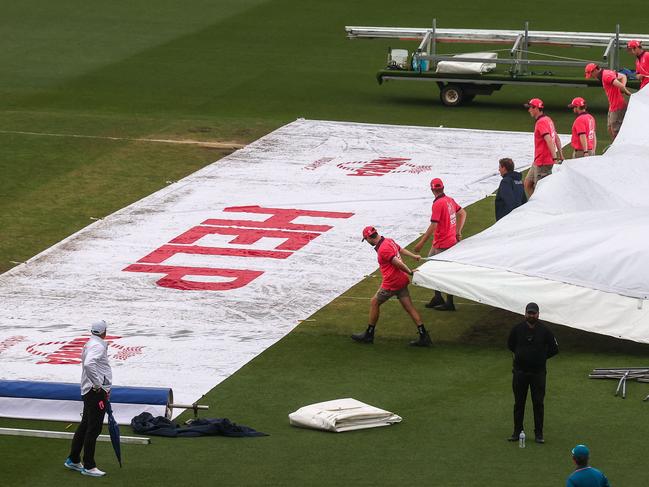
{"left": 495, "top": 158, "right": 527, "bottom": 221}
{"left": 566, "top": 444, "right": 611, "bottom": 487}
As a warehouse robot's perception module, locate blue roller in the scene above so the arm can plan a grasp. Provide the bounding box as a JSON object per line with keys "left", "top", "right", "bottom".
{"left": 0, "top": 380, "right": 171, "bottom": 406}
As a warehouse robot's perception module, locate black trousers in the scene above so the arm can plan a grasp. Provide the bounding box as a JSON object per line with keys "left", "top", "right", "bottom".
{"left": 69, "top": 389, "right": 107, "bottom": 469}
{"left": 512, "top": 369, "right": 546, "bottom": 436}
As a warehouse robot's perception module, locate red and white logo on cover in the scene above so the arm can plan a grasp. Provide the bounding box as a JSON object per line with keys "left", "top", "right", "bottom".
{"left": 336, "top": 157, "right": 432, "bottom": 176}
{"left": 26, "top": 335, "right": 145, "bottom": 365}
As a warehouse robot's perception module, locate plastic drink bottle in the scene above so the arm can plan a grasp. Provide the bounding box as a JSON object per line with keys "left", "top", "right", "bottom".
{"left": 519, "top": 430, "right": 526, "bottom": 448}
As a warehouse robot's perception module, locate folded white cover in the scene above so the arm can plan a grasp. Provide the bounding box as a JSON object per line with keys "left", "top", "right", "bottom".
{"left": 289, "top": 398, "right": 402, "bottom": 432}
{"left": 436, "top": 52, "right": 497, "bottom": 74}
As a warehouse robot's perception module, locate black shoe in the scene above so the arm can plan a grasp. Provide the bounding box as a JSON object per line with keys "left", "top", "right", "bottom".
{"left": 535, "top": 436, "right": 545, "bottom": 444}
{"left": 409, "top": 332, "right": 432, "bottom": 347}
{"left": 433, "top": 303, "right": 456, "bottom": 311}
{"left": 507, "top": 434, "right": 520, "bottom": 442}
{"left": 351, "top": 330, "right": 374, "bottom": 344}
{"left": 425, "top": 296, "right": 445, "bottom": 309}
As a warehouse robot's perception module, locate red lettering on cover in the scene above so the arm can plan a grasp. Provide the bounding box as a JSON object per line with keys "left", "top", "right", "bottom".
{"left": 36, "top": 336, "right": 122, "bottom": 365}
{"left": 340, "top": 157, "right": 410, "bottom": 177}
{"left": 170, "top": 226, "right": 320, "bottom": 251}
{"left": 138, "top": 244, "right": 292, "bottom": 264}
{"left": 123, "top": 264, "right": 264, "bottom": 291}
{"left": 203, "top": 206, "right": 354, "bottom": 232}
{"left": 123, "top": 206, "right": 354, "bottom": 291}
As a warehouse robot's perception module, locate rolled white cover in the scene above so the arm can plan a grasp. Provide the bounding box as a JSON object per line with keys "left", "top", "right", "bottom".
{"left": 436, "top": 52, "right": 497, "bottom": 74}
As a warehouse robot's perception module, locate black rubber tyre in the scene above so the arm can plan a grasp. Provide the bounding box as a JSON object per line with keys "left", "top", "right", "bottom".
{"left": 439, "top": 84, "right": 464, "bottom": 106}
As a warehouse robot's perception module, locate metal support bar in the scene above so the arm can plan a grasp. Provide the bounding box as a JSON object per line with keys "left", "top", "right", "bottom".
{"left": 345, "top": 25, "right": 649, "bottom": 47}
{"left": 431, "top": 19, "right": 437, "bottom": 70}
{"left": 418, "top": 55, "right": 590, "bottom": 67}
{"left": 603, "top": 37, "right": 616, "bottom": 67}
{"left": 0, "top": 427, "right": 150, "bottom": 444}
{"left": 169, "top": 402, "right": 209, "bottom": 418}
{"left": 379, "top": 76, "right": 591, "bottom": 89}
{"left": 523, "top": 21, "right": 530, "bottom": 74}
{"left": 510, "top": 33, "right": 524, "bottom": 76}
{"left": 614, "top": 24, "right": 621, "bottom": 71}
{"left": 417, "top": 30, "right": 432, "bottom": 53}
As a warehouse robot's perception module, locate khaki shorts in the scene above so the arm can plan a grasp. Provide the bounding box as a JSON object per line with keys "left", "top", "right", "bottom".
{"left": 525, "top": 164, "right": 553, "bottom": 184}
{"left": 375, "top": 286, "right": 409, "bottom": 304}
{"left": 608, "top": 109, "right": 626, "bottom": 137}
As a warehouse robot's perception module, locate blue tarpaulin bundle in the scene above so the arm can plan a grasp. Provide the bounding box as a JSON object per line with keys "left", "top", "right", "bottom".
{"left": 131, "top": 412, "right": 267, "bottom": 437}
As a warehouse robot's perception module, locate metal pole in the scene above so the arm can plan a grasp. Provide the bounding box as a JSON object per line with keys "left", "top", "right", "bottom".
{"left": 523, "top": 21, "right": 529, "bottom": 75}
{"left": 431, "top": 19, "right": 437, "bottom": 70}
{"left": 615, "top": 24, "right": 620, "bottom": 71}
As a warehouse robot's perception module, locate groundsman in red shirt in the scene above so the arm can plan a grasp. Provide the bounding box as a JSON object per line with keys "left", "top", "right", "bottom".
{"left": 414, "top": 178, "right": 466, "bottom": 312}
{"left": 568, "top": 97, "right": 597, "bottom": 158}
{"left": 585, "top": 63, "right": 632, "bottom": 141}
{"left": 627, "top": 40, "right": 649, "bottom": 90}
{"left": 351, "top": 226, "right": 433, "bottom": 347}
{"left": 523, "top": 98, "right": 564, "bottom": 198}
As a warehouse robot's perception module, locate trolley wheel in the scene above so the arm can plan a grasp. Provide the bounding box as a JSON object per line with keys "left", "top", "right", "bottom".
{"left": 439, "top": 84, "right": 464, "bottom": 107}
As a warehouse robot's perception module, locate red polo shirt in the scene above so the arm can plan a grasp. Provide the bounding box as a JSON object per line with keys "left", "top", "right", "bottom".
{"left": 571, "top": 112, "right": 596, "bottom": 151}
{"left": 600, "top": 69, "right": 627, "bottom": 111}
{"left": 375, "top": 237, "right": 409, "bottom": 291}
{"left": 636, "top": 51, "right": 649, "bottom": 89}
{"left": 533, "top": 114, "right": 558, "bottom": 166}
{"left": 431, "top": 194, "right": 462, "bottom": 249}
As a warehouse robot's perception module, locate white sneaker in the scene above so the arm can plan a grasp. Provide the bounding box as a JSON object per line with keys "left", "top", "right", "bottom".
{"left": 64, "top": 458, "right": 83, "bottom": 472}
{"left": 81, "top": 467, "right": 106, "bottom": 477}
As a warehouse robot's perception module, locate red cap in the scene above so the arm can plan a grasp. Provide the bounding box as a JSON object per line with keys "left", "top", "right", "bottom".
{"left": 430, "top": 178, "right": 444, "bottom": 190}
{"left": 524, "top": 98, "right": 544, "bottom": 109}
{"left": 627, "top": 40, "right": 641, "bottom": 49}
{"left": 584, "top": 63, "right": 599, "bottom": 78}
{"left": 568, "top": 97, "right": 586, "bottom": 108}
{"left": 361, "top": 225, "right": 378, "bottom": 241}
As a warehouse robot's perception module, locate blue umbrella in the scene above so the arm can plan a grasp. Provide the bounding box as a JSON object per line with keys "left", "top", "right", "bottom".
{"left": 105, "top": 400, "right": 122, "bottom": 467}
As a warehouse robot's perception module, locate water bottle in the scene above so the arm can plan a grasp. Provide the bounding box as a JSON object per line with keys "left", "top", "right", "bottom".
{"left": 519, "top": 430, "right": 526, "bottom": 448}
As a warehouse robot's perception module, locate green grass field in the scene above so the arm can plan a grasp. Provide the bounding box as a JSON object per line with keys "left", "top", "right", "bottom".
{"left": 2, "top": 1, "right": 649, "bottom": 485}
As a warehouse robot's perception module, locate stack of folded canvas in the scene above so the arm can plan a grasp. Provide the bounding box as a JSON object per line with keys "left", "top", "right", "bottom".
{"left": 289, "top": 398, "right": 401, "bottom": 432}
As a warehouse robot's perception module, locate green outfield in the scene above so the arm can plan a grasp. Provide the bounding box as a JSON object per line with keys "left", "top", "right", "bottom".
{"left": 2, "top": 1, "right": 648, "bottom": 485}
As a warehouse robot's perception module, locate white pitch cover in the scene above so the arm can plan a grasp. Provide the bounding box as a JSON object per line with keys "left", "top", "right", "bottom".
{"left": 0, "top": 120, "right": 542, "bottom": 422}
{"left": 415, "top": 89, "right": 649, "bottom": 343}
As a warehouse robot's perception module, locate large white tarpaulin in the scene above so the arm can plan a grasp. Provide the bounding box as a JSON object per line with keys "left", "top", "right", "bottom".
{"left": 0, "top": 119, "right": 543, "bottom": 423}
{"left": 414, "top": 89, "right": 649, "bottom": 343}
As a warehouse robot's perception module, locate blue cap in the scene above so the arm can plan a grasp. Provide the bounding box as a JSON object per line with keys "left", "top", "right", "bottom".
{"left": 572, "top": 444, "right": 590, "bottom": 458}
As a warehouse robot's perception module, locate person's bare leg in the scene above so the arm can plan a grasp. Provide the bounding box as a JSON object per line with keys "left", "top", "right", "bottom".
{"left": 524, "top": 177, "right": 535, "bottom": 198}
{"left": 369, "top": 295, "right": 380, "bottom": 326}
{"left": 399, "top": 295, "right": 432, "bottom": 347}
{"left": 352, "top": 294, "right": 381, "bottom": 343}
{"left": 398, "top": 295, "right": 422, "bottom": 326}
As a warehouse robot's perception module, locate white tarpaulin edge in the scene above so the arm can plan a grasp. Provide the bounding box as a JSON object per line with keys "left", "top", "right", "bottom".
{"left": 414, "top": 261, "right": 649, "bottom": 342}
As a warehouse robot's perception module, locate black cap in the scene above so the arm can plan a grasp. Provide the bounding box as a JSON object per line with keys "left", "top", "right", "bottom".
{"left": 525, "top": 302, "right": 539, "bottom": 313}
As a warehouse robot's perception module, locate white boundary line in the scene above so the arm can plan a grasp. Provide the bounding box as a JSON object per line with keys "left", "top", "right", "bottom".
{"left": 0, "top": 427, "right": 150, "bottom": 444}
{"left": 0, "top": 129, "right": 244, "bottom": 150}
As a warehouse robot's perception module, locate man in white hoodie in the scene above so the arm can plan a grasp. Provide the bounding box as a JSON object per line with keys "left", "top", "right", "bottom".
{"left": 64, "top": 320, "right": 112, "bottom": 477}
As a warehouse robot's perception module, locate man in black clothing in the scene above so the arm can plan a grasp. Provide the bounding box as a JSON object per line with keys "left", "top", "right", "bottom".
{"left": 506, "top": 302, "right": 558, "bottom": 444}
{"left": 495, "top": 158, "right": 527, "bottom": 221}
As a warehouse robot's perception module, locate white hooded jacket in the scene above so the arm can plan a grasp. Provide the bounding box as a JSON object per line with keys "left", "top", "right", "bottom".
{"left": 80, "top": 334, "right": 112, "bottom": 395}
